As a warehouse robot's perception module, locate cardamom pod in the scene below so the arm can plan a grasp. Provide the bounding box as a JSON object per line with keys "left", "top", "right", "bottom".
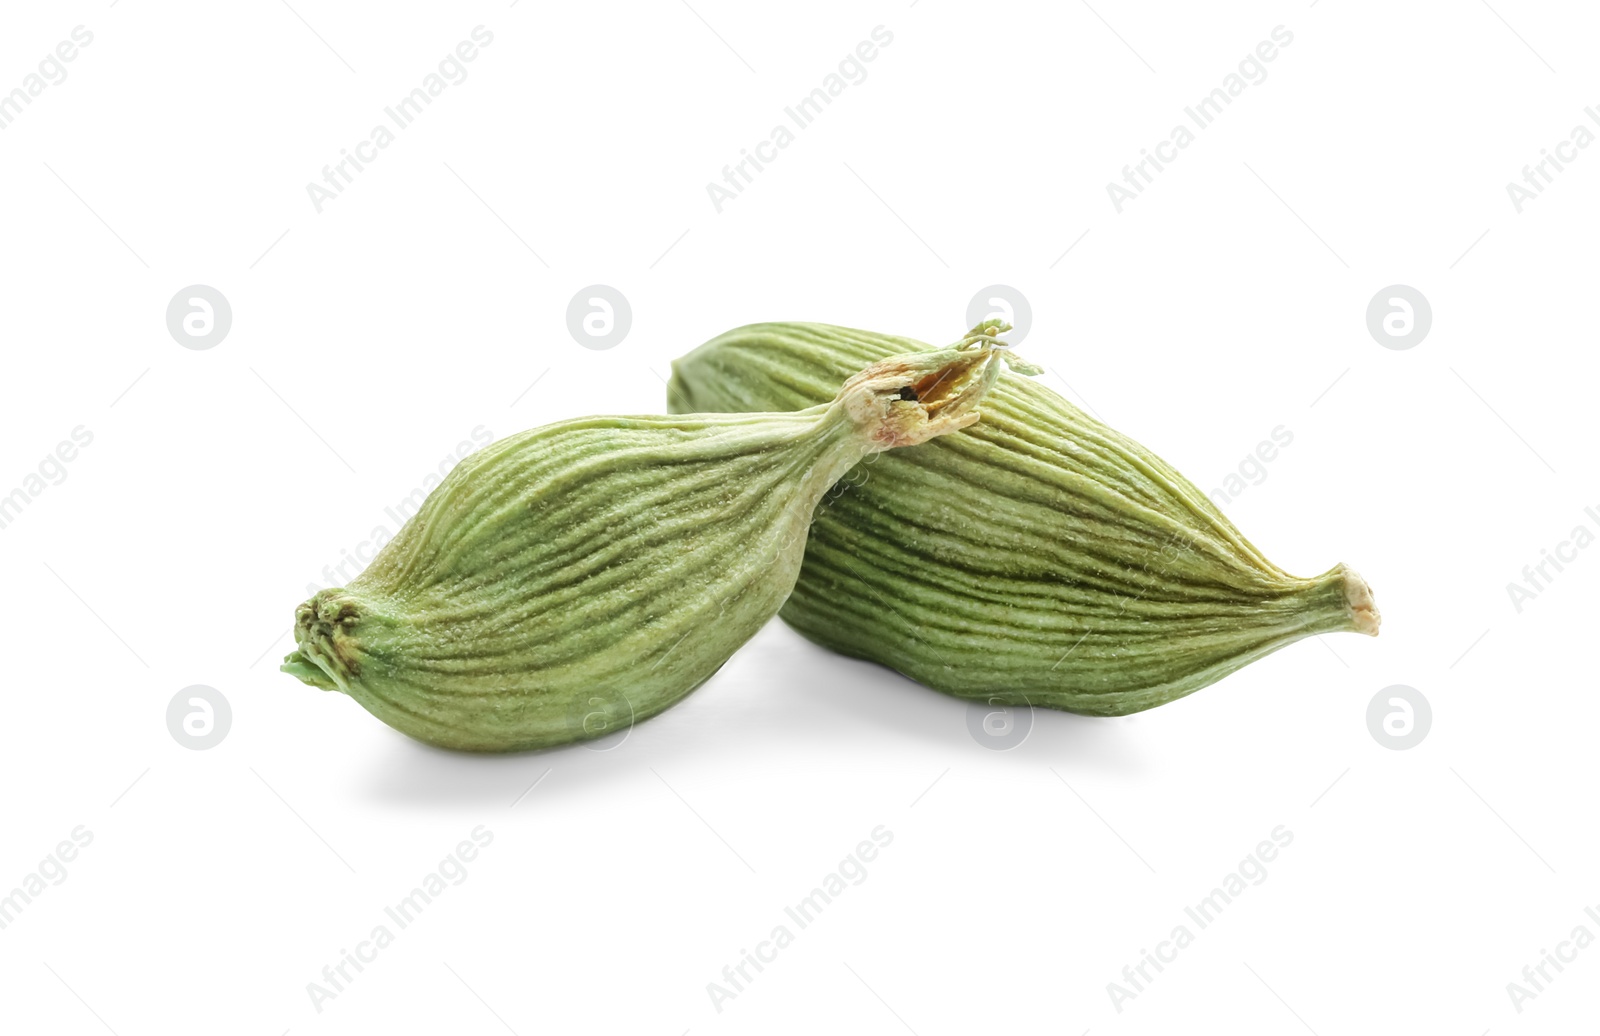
{"left": 282, "top": 337, "right": 1016, "bottom": 751}
{"left": 667, "top": 321, "right": 1379, "bottom": 716}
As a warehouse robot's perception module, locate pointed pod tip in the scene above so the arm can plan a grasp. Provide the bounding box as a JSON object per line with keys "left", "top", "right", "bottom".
{"left": 281, "top": 650, "right": 340, "bottom": 691}
{"left": 836, "top": 344, "right": 1006, "bottom": 450}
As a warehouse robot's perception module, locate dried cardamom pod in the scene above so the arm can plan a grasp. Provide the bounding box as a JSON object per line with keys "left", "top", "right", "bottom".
{"left": 282, "top": 336, "right": 1018, "bottom": 751}
{"left": 667, "top": 321, "right": 1379, "bottom": 716}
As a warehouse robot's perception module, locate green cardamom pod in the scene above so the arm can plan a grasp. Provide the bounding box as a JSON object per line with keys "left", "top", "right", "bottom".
{"left": 282, "top": 337, "right": 1015, "bottom": 751}
{"left": 667, "top": 321, "right": 1379, "bottom": 716}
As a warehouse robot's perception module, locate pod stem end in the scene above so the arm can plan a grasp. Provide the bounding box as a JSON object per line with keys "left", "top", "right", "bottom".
{"left": 1339, "top": 565, "right": 1381, "bottom": 636}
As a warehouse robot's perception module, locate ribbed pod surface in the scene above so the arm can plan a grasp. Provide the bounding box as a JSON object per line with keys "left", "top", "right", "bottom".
{"left": 283, "top": 342, "right": 1008, "bottom": 750}
{"left": 668, "top": 323, "right": 1378, "bottom": 715}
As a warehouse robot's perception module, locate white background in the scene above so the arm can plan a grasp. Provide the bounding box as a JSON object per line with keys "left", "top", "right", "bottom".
{"left": 1, "top": 1, "right": 1594, "bottom": 1033}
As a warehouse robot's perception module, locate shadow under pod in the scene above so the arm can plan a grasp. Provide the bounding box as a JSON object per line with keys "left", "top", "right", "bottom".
{"left": 356, "top": 620, "right": 1151, "bottom": 808}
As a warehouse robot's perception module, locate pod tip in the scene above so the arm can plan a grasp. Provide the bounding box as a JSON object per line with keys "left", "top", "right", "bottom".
{"left": 1340, "top": 565, "right": 1380, "bottom": 636}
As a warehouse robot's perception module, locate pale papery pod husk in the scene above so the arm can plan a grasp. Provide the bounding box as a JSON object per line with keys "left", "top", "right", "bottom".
{"left": 666, "top": 322, "right": 1379, "bottom": 716}
{"left": 282, "top": 338, "right": 1014, "bottom": 751}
